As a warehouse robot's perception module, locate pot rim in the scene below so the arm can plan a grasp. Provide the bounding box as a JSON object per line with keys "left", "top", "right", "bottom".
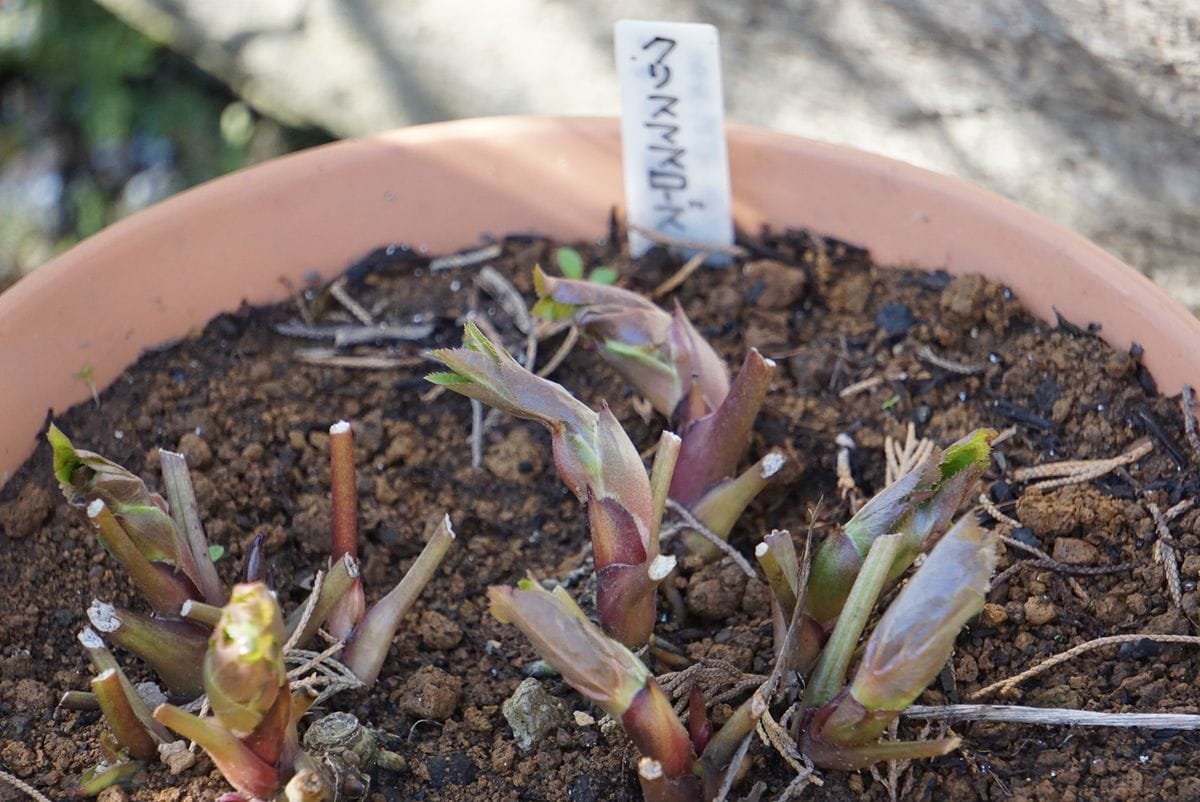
{"left": 2, "top": 115, "right": 1196, "bottom": 486}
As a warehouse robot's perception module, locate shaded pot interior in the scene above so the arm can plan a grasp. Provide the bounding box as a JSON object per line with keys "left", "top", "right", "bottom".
{"left": 1, "top": 115, "right": 1196, "bottom": 486}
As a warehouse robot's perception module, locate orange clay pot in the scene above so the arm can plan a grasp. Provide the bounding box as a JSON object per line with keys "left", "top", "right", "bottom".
{"left": 2, "top": 116, "right": 1197, "bottom": 487}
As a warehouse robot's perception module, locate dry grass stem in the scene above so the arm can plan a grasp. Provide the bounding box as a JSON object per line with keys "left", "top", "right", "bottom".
{"left": 329, "top": 278, "right": 375, "bottom": 325}
{"left": 916, "top": 345, "right": 987, "bottom": 375}
{"left": 429, "top": 243, "right": 503, "bottom": 272}
{"left": 1182, "top": 385, "right": 1200, "bottom": 459}
{"left": 663, "top": 500, "right": 758, "bottom": 579}
{"left": 627, "top": 224, "right": 749, "bottom": 257}
{"left": 294, "top": 350, "right": 424, "bottom": 370}
{"left": 280, "top": 275, "right": 315, "bottom": 326}
{"left": 995, "top": 531, "right": 1089, "bottom": 602}
{"left": 970, "top": 633, "right": 1200, "bottom": 699}
{"left": 284, "top": 569, "right": 325, "bottom": 653}
{"left": 904, "top": 704, "right": 1200, "bottom": 729}
{"left": 650, "top": 251, "right": 708, "bottom": 299}
{"left": 834, "top": 433, "right": 863, "bottom": 511}
{"left": 535, "top": 324, "right": 579, "bottom": 378}
{"left": 470, "top": 399, "right": 485, "bottom": 470}
{"left": 1013, "top": 438, "right": 1153, "bottom": 492}
{"left": 476, "top": 266, "right": 534, "bottom": 335}
{"left": 1147, "top": 501, "right": 1187, "bottom": 616}
{"left": 884, "top": 422, "right": 934, "bottom": 485}
{"left": 978, "top": 493, "right": 1022, "bottom": 529}
{"left": 0, "top": 769, "right": 54, "bottom": 802}
{"left": 837, "top": 375, "right": 883, "bottom": 398}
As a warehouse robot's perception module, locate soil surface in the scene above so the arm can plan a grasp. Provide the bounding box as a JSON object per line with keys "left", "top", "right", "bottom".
{"left": 2, "top": 229, "right": 1199, "bottom": 802}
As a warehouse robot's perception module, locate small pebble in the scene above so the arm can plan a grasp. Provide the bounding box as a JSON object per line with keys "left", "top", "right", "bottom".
{"left": 501, "top": 678, "right": 568, "bottom": 750}
{"left": 1051, "top": 537, "right": 1099, "bottom": 565}
{"left": 1023, "top": 596, "right": 1057, "bottom": 626}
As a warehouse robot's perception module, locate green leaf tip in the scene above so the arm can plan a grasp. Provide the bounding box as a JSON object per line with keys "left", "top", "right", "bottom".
{"left": 47, "top": 423, "right": 81, "bottom": 488}
{"left": 938, "top": 428, "right": 997, "bottom": 482}
{"left": 425, "top": 371, "right": 475, "bottom": 386}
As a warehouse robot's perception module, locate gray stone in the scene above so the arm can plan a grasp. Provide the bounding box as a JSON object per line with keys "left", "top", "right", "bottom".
{"left": 501, "top": 677, "right": 568, "bottom": 750}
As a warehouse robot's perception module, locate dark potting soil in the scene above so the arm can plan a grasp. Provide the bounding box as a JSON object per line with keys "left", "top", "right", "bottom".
{"left": 1, "top": 229, "right": 1199, "bottom": 802}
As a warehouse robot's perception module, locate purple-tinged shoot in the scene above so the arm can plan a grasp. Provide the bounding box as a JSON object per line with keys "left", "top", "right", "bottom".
{"left": 87, "top": 599, "right": 207, "bottom": 697}
{"left": 803, "top": 429, "right": 995, "bottom": 641}
{"left": 803, "top": 516, "right": 996, "bottom": 770}
{"left": 429, "top": 322, "right": 670, "bottom": 647}
{"left": 49, "top": 424, "right": 222, "bottom": 606}
{"left": 533, "top": 268, "right": 729, "bottom": 426}
{"left": 341, "top": 514, "right": 456, "bottom": 687}
{"left": 205, "top": 583, "right": 287, "bottom": 738}
{"left": 153, "top": 582, "right": 312, "bottom": 801}
{"left": 533, "top": 273, "right": 781, "bottom": 558}
{"left": 489, "top": 580, "right": 700, "bottom": 797}
{"left": 326, "top": 420, "right": 366, "bottom": 641}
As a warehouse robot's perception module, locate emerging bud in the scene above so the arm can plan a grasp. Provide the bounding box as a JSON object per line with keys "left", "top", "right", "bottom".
{"left": 805, "top": 429, "right": 996, "bottom": 630}
{"left": 49, "top": 425, "right": 221, "bottom": 605}
{"left": 532, "top": 275, "right": 779, "bottom": 560}
{"left": 533, "top": 268, "right": 729, "bottom": 426}
{"left": 430, "top": 324, "right": 666, "bottom": 646}
{"left": 489, "top": 581, "right": 699, "bottom": 790}
{"left": 804, "top": 516, "right": 995, "bottom": 769}
{"left": 204, "top": 583, "right": 287, "bottom": 738}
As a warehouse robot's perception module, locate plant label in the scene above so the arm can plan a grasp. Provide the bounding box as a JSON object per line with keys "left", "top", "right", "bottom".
{"left": 614, "top": 20, "right": 733, "bottom": 263}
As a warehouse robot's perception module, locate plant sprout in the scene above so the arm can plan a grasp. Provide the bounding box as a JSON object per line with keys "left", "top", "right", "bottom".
{"left": 428, "top": 322, "right": 674, "bottom": 647}
{"left": 490, "top": 579, "right": 765, "bottom": 801}
{"left": 49, "top": 422, "right": 454, "bottom": 797}
{"left": 800, "top": 516, "right": 996, "bottom": 769}
{"left": 532, "top": 270, "right": 782, "bottom": 559}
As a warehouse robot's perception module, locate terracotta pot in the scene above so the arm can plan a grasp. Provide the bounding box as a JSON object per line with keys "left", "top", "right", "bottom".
{"left": 2, "top": 116, "right": 1197, "bottom": 487}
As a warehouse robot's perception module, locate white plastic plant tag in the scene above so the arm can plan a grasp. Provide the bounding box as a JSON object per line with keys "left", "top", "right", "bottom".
{"left": 614, "top": 20, "right": 733, "bottom": 262}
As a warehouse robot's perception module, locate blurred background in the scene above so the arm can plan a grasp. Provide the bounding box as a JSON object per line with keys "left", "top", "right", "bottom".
{"left": 2, "top": 0, "right": 1197, "bottom": 312}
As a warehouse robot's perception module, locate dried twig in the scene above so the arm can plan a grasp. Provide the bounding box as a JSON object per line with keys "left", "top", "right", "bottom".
{"left": 1182, "top": 385, "right": 1200, "bottom": 459}
{"left": 477, "top": 266, "right": 535, "bottom": 336}
{"left": 838, "top": 375, "right": 883, "bottom": 398}
{"left": 470, "top": 399, "right": 484, "bottom": 470}
{"left": 916, "top": 345, "right": 987, "bottom": 375}
{"left": 429, "top": 243, "right": 502, "bottom": 272}
{"left": 329, "top": 278, "right": 375, "bottom": 325}
{"left": 903, "top": 704, "right": 1200, "bottom": 729}
{"left": 535, "top": 324, "right": 579, "bottom": 379}
{"left": 650, "top": 251, "right": 707, "bottom": 299}
{"left": 1012, "top": 438, "right": 1153, "bottom": 492}
{"left": 0, "top": 769, "right": 54, "bottom": 802}
{"left": 294, "top": 349, "right": 424, "bottom": 369}
{"left": 662, "top": 501, "right": 758, "bottom": 579}
{"left": 276, "top": 320, "right": 435, "bottom": 345}
{"left": 971, "top": 633, "right": 1200, "bottom": 699}
{"left": 1147, "top": 501, "right": 1187, "bottom": 617}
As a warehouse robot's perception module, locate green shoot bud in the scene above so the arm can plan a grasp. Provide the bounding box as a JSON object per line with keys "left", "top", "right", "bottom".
{"left": 804, "top": 429, "right": 996, "bottom": 631}
{"left": 533, "top": 269, "right": 729, "bottom": 426}
{"left": 204, "top": 583, "right": 287, "bottom": 738}
{"left": 804, "top": 516, "right": 995, "bottom": 770}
